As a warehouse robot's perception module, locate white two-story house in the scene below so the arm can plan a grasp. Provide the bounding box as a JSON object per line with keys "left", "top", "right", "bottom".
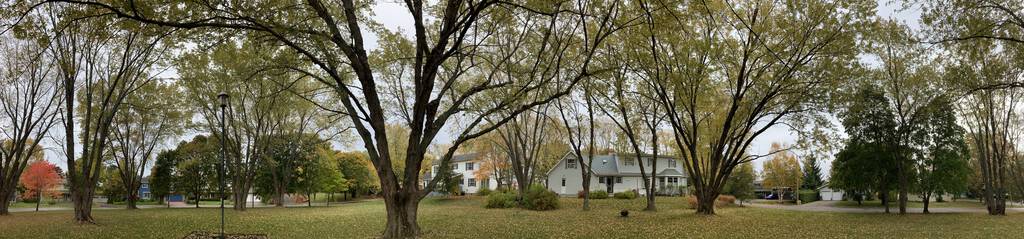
{"left": 424, "top": 153, "right": 500, "bottom": 194}
{"left": 546, "top": 153, "right": 688, "bottom": 196}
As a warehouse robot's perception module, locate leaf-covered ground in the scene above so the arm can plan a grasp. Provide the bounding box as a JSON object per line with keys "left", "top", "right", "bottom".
{"left": 1, "top": 197, "right": 1022, "bottom": 238}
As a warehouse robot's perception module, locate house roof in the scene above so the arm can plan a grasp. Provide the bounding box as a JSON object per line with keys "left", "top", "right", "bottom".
{"left": 589, "top": 155, "right": 619, "bottom": 175}
{"left": 658, "top": 168, "right": 685, "bottom": 176}
{"left": 553, "top": 153, "right": 688, "bottom": 178}
{"left": 430, "top": 153, "right": 481, "bottom": 166}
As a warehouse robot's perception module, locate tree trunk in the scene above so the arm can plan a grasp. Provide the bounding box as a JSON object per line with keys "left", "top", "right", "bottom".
{"left": 898, "top": 167, "right": 908, "bottom": 215}
{"left": 72, "top": 188, "right": 95, "bottom": 223}
{"left": 644, "top": 182, "right": 656, "bottom": 211}
{"left": 382, "top": 193, "right": 421, "bottom": 238}
{"left": 696, "top": 191, "right": 717, "bottom": 215}
{"left": 0, "top": 187, "right": 11, "bottom": 215}
{"left": 126, "top": 189, "right": 139, "bottom": 209}
{"left": 233, "top": 185, "right": 248, "bottom": 211}
{"left": 881, "top": 191, "right": 890, "bottom": 213}
{"left": 922, "top": 193, "right": 930, "bottom": 214}
{"left": 35, "top": 193, "right": 41, "bottom": 212}
{"left": 581, "top": 174, "right": 591, "bottom": 211}
{"left": 274, "top": 187, "right": 285, "bottom": 207}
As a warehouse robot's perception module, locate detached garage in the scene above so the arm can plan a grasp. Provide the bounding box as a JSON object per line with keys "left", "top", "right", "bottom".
{"left": 819, "top": 187, "right": 844, "bottom": 201}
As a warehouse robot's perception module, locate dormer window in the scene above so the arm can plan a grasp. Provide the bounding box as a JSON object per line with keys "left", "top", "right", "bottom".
{"left": 567, "top": 159, "right": 577, "bottom": 169}
{"left": 669, "top": 158, "right": 677, "bottom": 168}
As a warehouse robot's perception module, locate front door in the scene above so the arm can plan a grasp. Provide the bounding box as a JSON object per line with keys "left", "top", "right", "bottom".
{"left": 606, "top": 177, "right": 614, "bottom": 193}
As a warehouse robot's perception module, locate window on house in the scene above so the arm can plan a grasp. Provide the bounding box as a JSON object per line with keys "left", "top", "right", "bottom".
{"left": 625, "top": 159, "right": 635, "bottom": 166}
{"left": 466, "top": 162, "right": 474, "bottom": 170}
{"left": 458, "top": 179, "right": 464, "bottom": 185}
{"left": 646, "top": 158, "right": 652, "bottom": 165}
{"left": 599, "top": 177, "right": 606, "bottom": 184}
{"left": 468, "top": 179, "right": 476, "bottom": 187}
{"left": 669, "top": 158, "right": 677, "bottom": 168}
{"left": 452, "top": 164, "right": 458, "bottom": 170}
{"left": 567, "top": 159, "right": 577, "bottom": 169}
{"left": 561, "top": 178, "right": 566, "bottom": 187}
{"left": 616, "top": 177, "right": 623, "bottom": 184}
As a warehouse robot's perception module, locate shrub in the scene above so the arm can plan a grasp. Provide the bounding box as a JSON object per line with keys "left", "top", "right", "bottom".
{"left": 477, "top": 188, "right": 492, "bottom": 196}
{"left": 484, "top": 191, "right": 517, "bottom": 209}
{"left": 523, "top": 185, "right": 559, "bottom": 211}
{"left": 613, "top": 190, "right": 637, "bottom": 199}
{"left": 798, "top": 190, "right": 818, "bottom": 203}
{"left": 590, "top": 190, "right": 609, "bottom": 199}
{"left": 686, "top": 196, "right": 699, "bottom": 209}
{"left": 686, "top": 195, "right": 735, "bottom": 208}
{"left": 717, "top": 195, "right": 736, "bottom": 206}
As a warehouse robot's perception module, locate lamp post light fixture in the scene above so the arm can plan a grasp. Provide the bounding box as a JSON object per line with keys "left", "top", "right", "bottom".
{"left": 217, "top": 92, "right": 229, "bottom": 239}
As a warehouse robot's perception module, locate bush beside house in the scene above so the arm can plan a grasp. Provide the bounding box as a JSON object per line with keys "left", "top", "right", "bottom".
{"left": 477, "top": 188, "right": 492, "bottom": 196}
{"left": 523, "top": 185, "right": 559, "bottom": 210}
{"left": 485, "top": 185, "right": 559, "bottom": 211}
{"left": 485, "top": 192, "right": 517, "bottom": 208}
{"left": 613, "top": 191, "right": 637, "bottom": 199}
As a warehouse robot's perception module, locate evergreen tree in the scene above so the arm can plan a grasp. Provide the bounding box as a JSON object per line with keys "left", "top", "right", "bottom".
{"left": 802, "top": 157, "right": 824, "bottom": 190}
{"left": 150, "top": 150, "right": 179, "bottom": 205}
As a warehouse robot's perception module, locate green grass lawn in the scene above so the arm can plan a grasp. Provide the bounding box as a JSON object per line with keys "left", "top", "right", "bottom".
{"left": 2, "top": 197, "right": 1023, "bottom": 238}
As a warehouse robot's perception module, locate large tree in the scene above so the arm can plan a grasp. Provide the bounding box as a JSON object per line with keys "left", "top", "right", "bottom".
{"left": 914, "top": 96, "right": 971, "bottom": 213}
{"left": 172, "top": 135, "right": 219, "bottom": 208}
{"left": 594, "top": 64, "right": 666, "bottom": 211}
{"left": 0, "top": 32, "right": 61, "bottom": 215}
{"left": 632, "top": 0, "right": 863, "bottom": 214}
{"left": 176, "top": 37, "right": 306, "bottom": 211}
{"left": 945, "top": 37, "right": 1023, "bottom": 215}
{"left": 259, "top": 133, "right": 328, "bottom": 207}
{"left": 44, "top": 6, "right": 172, "bottom": 222}
{"left": 865, "top": 20, "right": 943, "bottom": 215}
{"left": 831, "top": 86, "right": 900, "bottom": 211}
{"left": 108, "top": 80, "right": 187, "bottom": 209}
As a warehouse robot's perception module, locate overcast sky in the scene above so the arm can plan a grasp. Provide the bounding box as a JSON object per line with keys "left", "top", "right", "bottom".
{"left": 37, "top": 0, "right": 921, "bottom": 179}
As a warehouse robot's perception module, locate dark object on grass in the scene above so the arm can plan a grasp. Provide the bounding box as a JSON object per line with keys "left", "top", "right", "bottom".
{"left": 183, "top": 231, "right": 268, "bottom": 239}
{"left": 620, "top": 209, "right": 629, "bottom": 217}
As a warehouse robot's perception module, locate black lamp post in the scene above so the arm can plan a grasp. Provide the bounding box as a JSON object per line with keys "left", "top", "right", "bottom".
{"left": 217, "top": 92, "right": 229, "bottom": 239}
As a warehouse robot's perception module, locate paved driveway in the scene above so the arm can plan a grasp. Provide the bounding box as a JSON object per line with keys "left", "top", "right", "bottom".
{"left": 747, "top": 200, "right": 1024, "bottom": 214}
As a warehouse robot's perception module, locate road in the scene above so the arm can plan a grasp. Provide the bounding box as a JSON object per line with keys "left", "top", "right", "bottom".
{"left": 747, "top": 200, "right": 1024, "bottom": 214}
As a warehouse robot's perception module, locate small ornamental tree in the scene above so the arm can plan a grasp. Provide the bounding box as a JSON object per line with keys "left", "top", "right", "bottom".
{"left": 19, "top": 161, "right": 62, "bottom": 211}
{"left": 723, "top": 162, "right": 756, "bottom": 206}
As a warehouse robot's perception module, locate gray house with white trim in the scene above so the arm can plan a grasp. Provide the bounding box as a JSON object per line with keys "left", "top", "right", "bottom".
{"left": 545, "top": 153, "right": 688, "bottom": 196}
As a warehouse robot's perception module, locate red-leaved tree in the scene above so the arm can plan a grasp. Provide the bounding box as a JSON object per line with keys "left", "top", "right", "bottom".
{"left": 19, "top": 161, "right": 62, "bottom": 211}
